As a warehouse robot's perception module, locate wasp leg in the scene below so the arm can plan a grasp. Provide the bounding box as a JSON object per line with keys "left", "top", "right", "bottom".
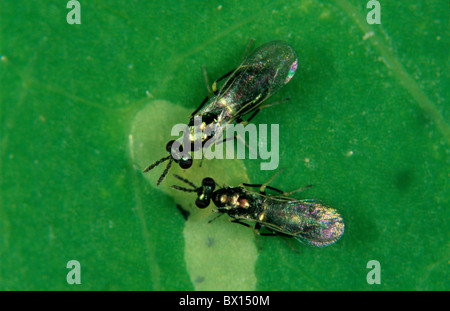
{"left": 208, "top": 212, "right": 225, "bottom": 224}
{"left": 201, "top": 131, "right": 257, "bottom": 165}
{"left": 245, "top": 170, "right": 285, "bottom": 194}
{"left": 212, "top": 133, "right": 259, "bottom": 160}
{"left": 240, "top": 97, "right": 291, "bottom": 126}
{"left": 242, "top": 183, "right": 284, "bottom": 195}
{"left": 254, "top": 223, "right": 277, "bottom": 236}
{"left": 258, "top": 97, "right": 291, "bottom": 110}
{"left": 237, "top": 134, "right": 259, "bottom": 158}
{"left": 201, "top": 125, "right": 258, "bottom": 159}
{"left": 230, "top": 220, "right": 288, "bottom": 251}
{"left": 230, "top": 219, "right": 261, "bottom": 249}
{"left": 243, "top": 182, "right": 312, "bottom": 196}
{"left": 284, "top": 185, "right": 313, "bottom": 196}
{"left": 211, "top": 68, "right": 236, "bottom": 93}
{"left": 242, "top": 38, "right": 256, "bottom": 59}
{"left": 214, "top": 134, "right": 235, "bottom": 146}
{"left": 192, "top": 65, "right": 237, "bottom": 116}
{"left": 232, "top": 219, "right": 265, "bottom": 249}
{"left": 245, "top": 169, "right": 312, "bottom": 195}
{"left": 250, "top": 223, "right": 272, "bottom": 250}
{"left": 203, "top": 66, "right": 234, "bottom": 96}
{"left": 200, "top": 133, "right": 234, "bottom": 167}
{"left": 255, "top": 223, "right": 299, "bottom": 253}
{"left": 216, "top": 115, "right": 260, "bottom": 158}
{"left": 207, "top": 39, "right": 254, "bottom": 94}
{"left": 238, "top": 110, "right": 260, "bottom": 126}
{"left": 230, "top": 219, "right": 250, "bottom": 227}
{"left": 229, "top": 220, "right": 264, "bottom": 250}
{"left": 202, "top": 66, "right": 214, "bottom": 96}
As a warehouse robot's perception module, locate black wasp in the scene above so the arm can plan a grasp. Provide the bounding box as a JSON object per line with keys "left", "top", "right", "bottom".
{"left": 144, "top": 41, "right": 298, "bottom": 185}
{"left": 171, "top": 171, "right": 345, "bottom": 247}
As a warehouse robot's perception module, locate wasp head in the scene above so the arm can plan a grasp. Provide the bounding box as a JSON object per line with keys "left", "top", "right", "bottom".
{"left": 171, "top": 175, "right": 216, "bottom": 209}
{"left": 143, "top": 140, "right": 193, "bottom": 186}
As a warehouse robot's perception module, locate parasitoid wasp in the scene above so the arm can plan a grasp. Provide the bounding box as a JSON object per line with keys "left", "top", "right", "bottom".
{"left": 144, "top": 41, "right": 298, "bottom": 185}
{"left": 171, "top": 170, "right": 344, "bottom": 248}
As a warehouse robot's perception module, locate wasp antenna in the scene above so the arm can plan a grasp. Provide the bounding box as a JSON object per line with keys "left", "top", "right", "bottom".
{"left": 143, "top": 155, "right": 171, "bottom": 173}
{"left": 285, "top": 184, "right": 313, "bottom": 196}
{"left": 243, "top": 38, "right": 256, "bottom": 59}
{"left": 156, "top": 158, "right": 174, "bottom": 186}
{"left": 259, "top": 168, "right": 285, "bottom": 193}
{"left": 171, "top": 185, "right": 197, "bottom": 193}
{"left": 173, "top": 174, "right": 198, "bottom": 189}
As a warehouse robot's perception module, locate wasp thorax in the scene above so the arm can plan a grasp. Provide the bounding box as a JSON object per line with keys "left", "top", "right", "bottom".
{"left": 232, "top": 194, "right": 250, "bottom": 209}
{"left": 189, "top": 125, "right": 207, "bottom": 142}
{"left": 188, "top": 113, "right": 217, "bottom": 145}
{"left": 238, "top": 197, "right": 250, "bottom": 209}
{"left": 212, "top": 189, "right": 228, "bottom": 208}
{"left": 212, "top": 188, "right": 250, "bottom": 210}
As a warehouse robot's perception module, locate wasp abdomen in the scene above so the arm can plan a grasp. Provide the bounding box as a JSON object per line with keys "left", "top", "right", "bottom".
{"left": 257, "top": 200, "right": 344, "bottom": 247}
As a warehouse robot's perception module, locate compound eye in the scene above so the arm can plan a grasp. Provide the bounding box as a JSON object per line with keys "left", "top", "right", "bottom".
{"left": 202, "top": 177, "right": 215, "bottom": 191}
{"left": 167, "top": 140, "right": 186, "bottom": 160}
{"left": 166, "top": 140, "right": 175, "bottom": 153}
{"left": 195, "top": 198, "right": 210, "bottom": 209}
{"left": 179, "top": 158, "right": 193, "bottom": 169}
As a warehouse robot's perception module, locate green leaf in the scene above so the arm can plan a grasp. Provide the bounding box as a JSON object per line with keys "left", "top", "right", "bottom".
{"left": 1, "top": 0, "right": 448, "bottom": 290}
